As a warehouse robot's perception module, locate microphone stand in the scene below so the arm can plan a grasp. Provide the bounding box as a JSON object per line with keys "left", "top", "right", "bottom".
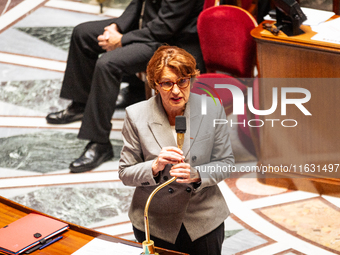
{"left": 141, "top": 117, "right": 186, "bottom": 255}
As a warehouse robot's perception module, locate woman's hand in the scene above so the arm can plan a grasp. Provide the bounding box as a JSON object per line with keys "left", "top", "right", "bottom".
{"left": 152, "top": 147, "right": 184, "bottom": 176}
{"left": 170, "top": 163, "right": 201, "bottom": 183}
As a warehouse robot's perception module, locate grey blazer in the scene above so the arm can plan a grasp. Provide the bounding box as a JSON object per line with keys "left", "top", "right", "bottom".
{"left": 119, "top": 93, "right": 234, "bottom": 244}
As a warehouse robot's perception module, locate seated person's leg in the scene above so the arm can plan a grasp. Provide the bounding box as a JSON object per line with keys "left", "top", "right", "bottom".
{"left": 46, "top": 19, "right": 115, "bottom": 124}
{"left": 70, "top": 42, "right": 161, "bottom": 173}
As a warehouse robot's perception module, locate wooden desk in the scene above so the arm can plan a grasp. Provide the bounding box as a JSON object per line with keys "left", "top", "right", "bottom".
{"left": 0, "top": 196, "right": 187, "bottom": 255}
{"left": 251, "top": 19, "right": 340, "bottom": 193}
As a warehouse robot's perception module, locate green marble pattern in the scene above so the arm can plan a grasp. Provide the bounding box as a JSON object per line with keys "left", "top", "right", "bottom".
{"left": 15, "top": 27, "right": 73, "bottom": 51}
{"left": 0, "top": 79, "right": 69, "bottom": 114}
{"left": 0, "top": 131, "right": 123, "bottom": 173}
{"left": 11, "top": 186, "right": 133, "bottom": 226}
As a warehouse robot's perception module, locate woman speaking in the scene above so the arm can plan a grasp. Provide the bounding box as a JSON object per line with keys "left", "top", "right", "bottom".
{"left": 119, "top": 46, "right": 234, "bottom": 254}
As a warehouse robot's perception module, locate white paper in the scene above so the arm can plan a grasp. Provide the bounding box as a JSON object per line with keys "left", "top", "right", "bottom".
{"left": 311, "top": 17, "right": 340, "bottom": 33}
{"left": 299, "top": 7, "right": 335, "bottom": 26}
{"left": 72, "top": 238, "right": 142, "bottom": 255}
{"left": 311, "top": 18, "right": 340, "bottom": 45}
{"left": 264, "top": 7, "right": 335, "bottom": 26}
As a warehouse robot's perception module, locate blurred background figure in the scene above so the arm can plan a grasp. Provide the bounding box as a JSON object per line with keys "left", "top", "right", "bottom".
{"left": 45, "top": 0, "right": 205, "bottom": 173}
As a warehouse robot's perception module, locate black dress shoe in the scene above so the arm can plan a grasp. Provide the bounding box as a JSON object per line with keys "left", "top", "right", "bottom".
{"left": 46, "top": 102, "right": 85, "bottom": 124}
{"left": 69, "top": 142, "right": 114, "bottom": 173}
{"left": 116, "top": 75, "right": 146, "bottom": 109}
{"left": 116, "top": 86, "right": 146, "bottom": 109}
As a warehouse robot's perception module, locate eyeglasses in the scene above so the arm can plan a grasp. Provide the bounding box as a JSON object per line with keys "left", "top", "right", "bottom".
{"left": 156, "top": 77, "right": 191, "bottom": 91}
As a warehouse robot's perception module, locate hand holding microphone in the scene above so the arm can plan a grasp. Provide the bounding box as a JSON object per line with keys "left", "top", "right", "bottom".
{"left": 152, "top": 116, "right": 200, "bottom": 183}
{"left": 151, "top": 147, "right": 184, "bottom": 176}
{"left": 152, "top": 115, "right": 186, "bottom": 176}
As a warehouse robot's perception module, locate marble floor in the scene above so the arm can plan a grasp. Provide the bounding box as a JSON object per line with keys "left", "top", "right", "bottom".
{"left": 0, "top": 1, "right": 340, "bottom": 255}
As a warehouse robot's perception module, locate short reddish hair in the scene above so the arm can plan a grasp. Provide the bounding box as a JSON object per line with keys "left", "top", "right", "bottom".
{"left": 146, "top": 45, "right": 200, "bottom": 90}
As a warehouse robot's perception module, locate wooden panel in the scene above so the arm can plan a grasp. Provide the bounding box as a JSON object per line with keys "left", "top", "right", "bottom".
{"left": 0, "top": 200, "right": 93, "bottom": 255}
{"left": 0, "top": 196, "right": 187, "bottom": 255}
{"left": 251, "top": 20, "right": 340, "bottom": 183}
{"left": 256, "top": 41, "right": 340, "bottom": 78}
{"left": 256, "top": 78, "right": 339, "bottom": 177}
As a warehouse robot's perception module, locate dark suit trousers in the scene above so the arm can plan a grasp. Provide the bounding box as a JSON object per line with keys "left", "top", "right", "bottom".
{"left": 133, "top": 223, "right": 225, "bottom": 255}
{"left": 60, "top": 19, "right": 161, "bottom": 143}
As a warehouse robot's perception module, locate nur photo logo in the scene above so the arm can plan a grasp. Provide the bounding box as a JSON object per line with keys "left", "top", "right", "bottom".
{"left": 195, "top": 81, "right": 222, "bottom": 115}
{"left": 195, "top": 79, "right": 312, "bottom": 128}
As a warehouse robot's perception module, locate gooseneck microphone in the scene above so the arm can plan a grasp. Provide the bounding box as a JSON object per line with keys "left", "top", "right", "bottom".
{"left": 175, "top": 116, "right": 186, "bottom": 150}
{"left": 141, "top": 116, "right": 186, "bottom": 255}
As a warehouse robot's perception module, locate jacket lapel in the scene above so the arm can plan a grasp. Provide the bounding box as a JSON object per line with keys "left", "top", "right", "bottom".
{"left": 184, "top": 93, "right": 203, "bottom": 157}
{"left": 148, "top": 95, "right": 177, "bottom": 149}
{"left": 147, "top": 93, "right": 204, "bottom": 156}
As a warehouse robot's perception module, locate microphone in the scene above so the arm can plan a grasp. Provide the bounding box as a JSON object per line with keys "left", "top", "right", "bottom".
{"left": 141, "top": 116, "right": 186, "bottom": 255}
{"left": 175, "top": 116, "right": 186, "bottom": 151}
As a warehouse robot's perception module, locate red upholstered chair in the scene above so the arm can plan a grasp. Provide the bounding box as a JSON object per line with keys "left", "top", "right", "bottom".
{"left": 191, "top": 5, "right": 258, "bottom": 156}
{"left": 196, "top": 5, "right": 257, "bottom": 79}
